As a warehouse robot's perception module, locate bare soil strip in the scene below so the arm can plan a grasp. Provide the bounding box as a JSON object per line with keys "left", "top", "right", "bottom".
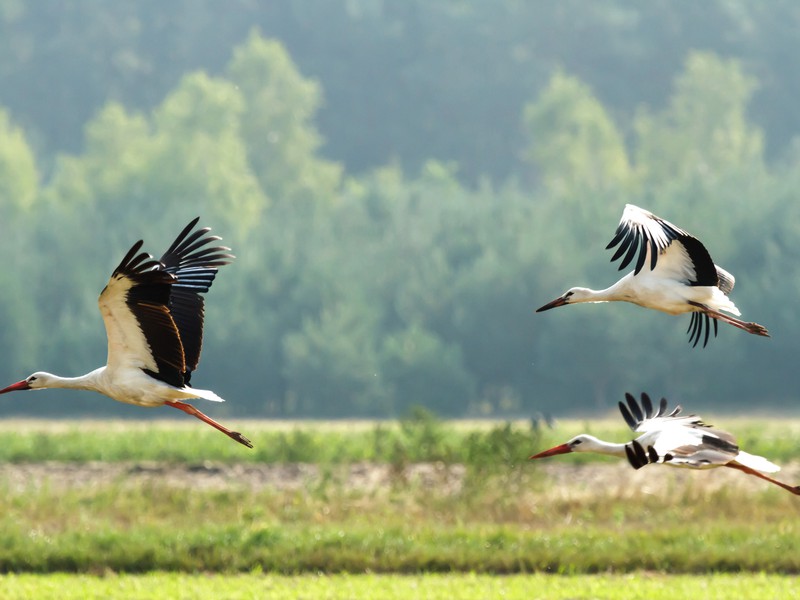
{"left": 1, "top": 460, "right": 797, "bottom": 496}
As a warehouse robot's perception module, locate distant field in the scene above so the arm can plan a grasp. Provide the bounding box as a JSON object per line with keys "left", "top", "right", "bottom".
{"left": 1, "top": 573, "right": 798, "bottom": 600}
{"left": 0, "top": 415, "right": 798, "bottom": 464}
{"left": 0, "top": 418, "right": 797, "bottom": 576}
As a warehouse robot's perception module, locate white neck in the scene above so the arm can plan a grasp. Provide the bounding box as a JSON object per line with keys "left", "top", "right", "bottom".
{"left": 578, "top": 435, "right": 629, "bottom": 458}
{"left": 35, "top": 368, "right": 106, "bottom": 392}
{"left": 571, "top": 278, "right": 633, "bottom": 304}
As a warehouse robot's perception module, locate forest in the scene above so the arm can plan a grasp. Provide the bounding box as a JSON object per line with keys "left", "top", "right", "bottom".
{"left": 0, "top": 1, "right": 799, "bottom": 418}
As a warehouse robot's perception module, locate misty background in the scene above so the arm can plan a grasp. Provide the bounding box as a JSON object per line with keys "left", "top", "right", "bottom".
{"left": 0, "top": 1, "right": 798, "bottom": 419}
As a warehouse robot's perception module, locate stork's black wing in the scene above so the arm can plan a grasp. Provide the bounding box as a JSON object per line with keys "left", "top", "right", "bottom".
{"left": 618, "top": 392, "right": 688, "bottom": 433}
{"left": 605, "top": 204, "right": 719, "bottom": 285}
{"left": 158, "top": 218, "right": 234, "bottom": 384}
{"left": 100, "top": 240, "right": 185, "bottom": 387}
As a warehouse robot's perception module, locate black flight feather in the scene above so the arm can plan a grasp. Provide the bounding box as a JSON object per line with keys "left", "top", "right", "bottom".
{"left": 626, "top": 392, "right": 644, "bottom": 422}
{"left": 604, "top": 224, "right": 627, "bottom": 251}
{"left": 619, "top": 399, "right": 637, "bottom": 430}
{"left": 109, "top": 218, "right": 233, "bottom": 388}
{"left": 158, "top": 218, "right": 234, "bottom": 383}
{"left": 110, "top": 241, "right": 184, "bottom": 387}
{"left": 640, "top": 392, "right": 653, "bottom": 419}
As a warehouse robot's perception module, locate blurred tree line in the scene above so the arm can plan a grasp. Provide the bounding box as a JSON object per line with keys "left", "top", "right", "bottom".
{"left": 0, "top": 4, "right": 798, "bottom": 418}
{"left": 4, "top": 1, "right": 800, "bottom": 182}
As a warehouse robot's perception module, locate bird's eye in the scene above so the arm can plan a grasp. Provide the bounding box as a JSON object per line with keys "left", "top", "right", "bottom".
{"left": 28, "top": 376, "right": 37, "bottom": 382}
{"left": 571, "top": 439, "right": 582, "bottom": 446}
{"left": 565, "top": 291, "right": 574, "bottom": 297}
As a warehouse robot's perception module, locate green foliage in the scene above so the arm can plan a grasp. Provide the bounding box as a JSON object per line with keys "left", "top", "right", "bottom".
{"left": 5, "top": 2, "right": 800, "bottom": 182}
{"left": 389, "top": 406, "right": 455, "bottom": 464}
{"left": 463, "top": 421, "right": 537, "bottom": 469}
{"left": 0, "top": 421, "right": 798, "bottom": 576}
{"left": 282, "top": 299, "right": 388, "bottom": 416}
{"left": 0, "top": 108, "right": 37, "bottom": 213}
{"left": 0, "top": 417, "right": 797, "bottom": 466}
{"left": 0, "top": 25, "right": 799, "bottom": 417}
{"left": 0, "top": 520, "right": 798, "bottom": 574}
{"left": 523, "top": 71, "right": 632, "bottom": 195}
{"left": 635, "top": 51, "right": 764, "bottom": 187}
{"left": 381, "top": 326, "right": 475, "bottom": 416}
{"left": 153, "top": 72, "right": 268, "bottom": 238}
{"left": 226, "top": 29, "right": 342, "bottom": 205}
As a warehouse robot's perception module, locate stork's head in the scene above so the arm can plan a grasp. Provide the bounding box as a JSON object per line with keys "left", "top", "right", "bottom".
{"left": 529, "top": 434, "right": 601, "bottom": 459}
{"left": 535, "top": 287, "right": 593, "bottom": 312}
{"left": 0, "top": 372, "right": 53, "bottom": 394}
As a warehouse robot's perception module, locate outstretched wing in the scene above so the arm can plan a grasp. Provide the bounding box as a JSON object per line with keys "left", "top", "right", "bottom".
{"left": 620, "top": 392, "right": 739, "bottom": 470}
{"left": 98, "top": 219, "right": 233, "bottom": 388}
{"left": 605, "top": 204, "right": 719, "bottom": 285}
{"left": 99, "top": 240, "right": 186, "bottom": 387}
{"left": 625, "top": 435, "right": 739, "bottom": 470}
{"left": 158, "top": 218, "right": 234, "bottom": 384}
{"left": 618, "top": 392, "right": 689, "bottom": 433}
{"left": 607, "top": 205, "right": 729, "bottom": 347}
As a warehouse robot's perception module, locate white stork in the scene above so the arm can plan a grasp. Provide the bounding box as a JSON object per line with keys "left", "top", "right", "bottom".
{"left": 0, "top": 218, "right": 252, "bottom": 448}
{"left": 536, "top": 204, "right": 769, "bottom": 347}
{"left": 529, "top": 392, "right": 799, "bottom": 495}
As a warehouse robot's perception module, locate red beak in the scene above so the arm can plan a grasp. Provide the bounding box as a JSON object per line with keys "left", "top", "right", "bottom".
{"left": 0, "top": 380, "right": 31, "bottom": 394}
{"left": 529, "top": 443, "right": 572, "bottom": 460}
{"left": 536, "top": 295, "right": 569, "bottom": 312}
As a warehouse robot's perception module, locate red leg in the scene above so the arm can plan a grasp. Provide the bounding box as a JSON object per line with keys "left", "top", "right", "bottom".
{"left": 725, "top": 462, "right": 800, "bottom": 495}
{"left": 688, "top": 303, "right": 770, "bottom": 338}
{"left": 166, "top": 401, "right": 253, "bottom": 448}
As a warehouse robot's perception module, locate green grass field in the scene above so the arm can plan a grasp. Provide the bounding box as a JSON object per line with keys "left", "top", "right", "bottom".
{"left": 0, "top": 417, "right": 797, "bottom": 593}
{"left": 1, "top": 573, "right": 798, "bottom": 600}
{"left": 0, "top": 413, "right": 798, "bottom": 465}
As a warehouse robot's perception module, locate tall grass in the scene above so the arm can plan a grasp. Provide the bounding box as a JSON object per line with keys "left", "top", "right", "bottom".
{"left": 0, "top": 460, "right": 798, "bottom": 573}
{"left": 0, "top": 410, "right": 798, "bottom": 464}
{"left": 0, "top": 414, "right": 798, "bottom": 574}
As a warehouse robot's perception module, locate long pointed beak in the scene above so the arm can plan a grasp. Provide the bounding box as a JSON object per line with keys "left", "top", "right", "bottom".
{"left": 529, "top": 443, "right": 572, "bottom": 460}
{"left": 536, "top": 295, "right": 569, "bottom": 312}
{"left": 0, "top": 380, "right": 31, "bottom": 394}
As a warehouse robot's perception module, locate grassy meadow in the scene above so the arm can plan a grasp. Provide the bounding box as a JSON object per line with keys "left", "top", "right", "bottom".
{"left": 0, "top": 414, "right": 797, "bottom": 598}
{"left": 1, "top": 573, "right": 798, "bottom": 600}
{"left": 0, "top": 410, "right": 798, "bottom": 465}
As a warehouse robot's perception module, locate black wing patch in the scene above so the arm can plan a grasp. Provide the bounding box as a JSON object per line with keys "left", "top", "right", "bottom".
{"left": 618, "top": 392, "right": 678, "bottom": 431}
{"left": 700, "top": 434, "right": 739, "bottom": 455}
{"left": 110, "top": 240, "right": 185, "bottom": 388}
{"left": 677, "top": 235, "right": 718, "bottom": 287}
{"left": 625, "top": 440, "right": 665, "bottom": 470}
{"left": 606, "top": 212, "right": 719, "bottom": 285}
{"left": 625, "top": 440, "right": 652, "bottom": 470}
{"left": 606, "top": 217, "right": 680, "bottom": 275}
{"left": 158, "top": 217, "right": 234, "bottom": 384}
{"left": 108, "top": 219, "right": 233, "bottom": 388}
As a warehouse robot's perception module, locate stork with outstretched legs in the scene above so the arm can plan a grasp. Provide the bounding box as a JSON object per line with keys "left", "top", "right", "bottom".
{"left": 0, "top": 218, "right": 252, "bottom": 448}
{"left": 536, "top": 204, "right": 770, "bottom": 347}
{"left": 529, "top": 393, "right": 799, "bottom": 496}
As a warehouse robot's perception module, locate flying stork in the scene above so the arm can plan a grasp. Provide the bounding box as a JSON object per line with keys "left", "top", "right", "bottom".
{"left": 529, "top": 392, "right": 799, "bottom": 495}
{"left": 0, "top": 218, "right": 252, "bottom": 448}
{"left": 536, "top": 204, "right": 770, "bottom": 347}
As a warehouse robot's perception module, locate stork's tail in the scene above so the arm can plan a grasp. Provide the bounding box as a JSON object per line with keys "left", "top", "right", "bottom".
{"left": 709, "top": 287, "right": 741, "bottom": 317}
{"left": 715, "top": 265, "right": 735, "bottom": 295}
{"left": 180, "top": 387, "right": 225, "bottom": 403}
{"left": 735, "top": 451, "right": 780, "bottom": 474}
